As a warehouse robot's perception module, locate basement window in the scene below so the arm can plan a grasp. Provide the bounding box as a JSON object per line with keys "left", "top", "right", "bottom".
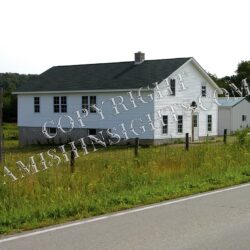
{"left": 48, "top": 127, "right": 57, "bottom": 135}
{"left": 88, "top": 129, "right": 97, "bottom": 136}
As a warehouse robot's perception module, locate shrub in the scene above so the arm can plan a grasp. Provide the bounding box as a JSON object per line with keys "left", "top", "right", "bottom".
{"left": 235, "top": 129, "right": 248, "bottom": 146}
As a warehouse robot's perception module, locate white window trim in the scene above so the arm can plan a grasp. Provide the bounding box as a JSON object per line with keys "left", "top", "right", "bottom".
{"left": 201, "top": 85, "right": 207, "bottom": 97}
{"left": 53, "top": 96, "right": 67, "bottom": 113}
{"left": 207, "top": 114, "right": 212, "bottom": 133}
{"left": 162, "top": 115, "right": 168, "bottom": 135}
{"left": 177, "top": 115, "right": 183, "bottom": 134}
{"left": 34, "top": 96, "right": 40, "bottom": 113}
{"left": 82, "top": 96, "right": 97, "bottom": 113}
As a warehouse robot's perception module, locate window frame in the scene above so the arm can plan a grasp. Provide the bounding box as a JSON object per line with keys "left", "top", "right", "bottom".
{"left": 53, "top": 96, "right": 67, "bottom": 113}
{"left": 82, "top": 95, "right": 97, "bottom": 113}
{"left": 88, "top": 129, "right": 97, "bottom": 136}
{"left": 162, "top": 115, "right": 168, "bottom": 134}
{"left": 61, "top": 96, "right": 67, "bottom": 113}
{"left": 242, "top": 115, "right": 247, "bottom": 122}
{"left": 48, "top": 127, "right": 57, "bottom": 135}
{"left": 193, "top": 115, "right": 198, "bottom": 127}
{"left": 34, "top": 96, "right": 40, "bottom": 113}
{"left": 53, "top": 96, "right": 60, "bottom": 113}
{"left": 82, "top": 96, "right": 89, "bottom": 111}
{"left": 207, "top": 114, "right": 212, "bottom": 132}
{"left": 90, "top": 96, "right": 97, "bottom": 113}
{"left": 201, "top": 85, "right": 207, "bottom": 97}
{"left": 177, "top": 115, "right": 183, "bottom": 133}
{"left": 170, "top": 79, "right": 176, "bottom": 96}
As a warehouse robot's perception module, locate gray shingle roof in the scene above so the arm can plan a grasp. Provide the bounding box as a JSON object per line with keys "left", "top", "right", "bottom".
{"left": 15, "top": 57, "right": 191, "bottom": 92}
{"left": 218, "top": 97, "right": 246, "bottom": 107}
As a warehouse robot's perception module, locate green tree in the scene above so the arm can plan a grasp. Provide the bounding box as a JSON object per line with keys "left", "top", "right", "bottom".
{"left": 0, "top": 73, "right": 37, "bottom": 122}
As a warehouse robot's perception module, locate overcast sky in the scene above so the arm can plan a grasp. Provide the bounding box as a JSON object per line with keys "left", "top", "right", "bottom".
{"left": 0, "top": 0, "right": 249, "bottom": 77}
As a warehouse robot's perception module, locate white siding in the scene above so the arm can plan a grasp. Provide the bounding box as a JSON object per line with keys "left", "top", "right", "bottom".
{"left": 218, "top": 108, "right": 231, "bottom": 135}
{"left": 18, "top": 91, "right": 155, "bottom": 140}
{"left": 231, "top": 99, "right": 250, "bottom": 131}
{"left": 154, "top": 60, "right": 219, "bottom": 139}
{"left": 218, "top": 99, "right": 250, "bottom": 135}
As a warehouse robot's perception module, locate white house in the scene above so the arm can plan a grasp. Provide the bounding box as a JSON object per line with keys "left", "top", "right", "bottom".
{"left": 14, "top": 52, "right": 222, "bottom": 146}
{"left": 218, "top": 97, "right": 250, "bottom": 135}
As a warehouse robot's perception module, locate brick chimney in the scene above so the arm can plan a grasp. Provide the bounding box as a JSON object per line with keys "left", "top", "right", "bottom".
{"left": 134, "top": 51, "right": 145, "bottom": 64}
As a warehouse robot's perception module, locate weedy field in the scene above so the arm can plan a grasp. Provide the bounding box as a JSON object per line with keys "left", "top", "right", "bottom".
{"left": 1, "top": 124, "right": 250, "bottom": 235}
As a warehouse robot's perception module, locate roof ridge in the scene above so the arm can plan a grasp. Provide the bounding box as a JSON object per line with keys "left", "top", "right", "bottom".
{"left": 54, "top": 57, "right": 192, "bottom": 68}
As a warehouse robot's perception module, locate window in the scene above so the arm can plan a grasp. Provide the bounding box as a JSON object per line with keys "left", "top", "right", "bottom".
{"left": 162, "top": 115, "right": 168, "bottom": 134}
{"left": 207, "top": 115, "right": 212, "bottom": 132}
{"left": 54, "top": 96, "right": 60, "bottom": 113}
{"left": 201, "top": 85, "right": 206, "bottom": 97}
{"left": 177, "top": 115, "right": 183, "bottom": 133}
{"left": 54, "top": 96, "right": 67, "bottom": 113}
{"left": 88, "top": 129, "right": 97, "bottom": 135}
{"left": 82, "top": 96, "right": 89, "bottom": 111}
{"left": 48, "top": 127, "right": 57, "bottom": 135}
{"left": 82, "top": 95, "right": 97, "bottom": 113}
{"left": 90, "top": 96, "right": 97, "bottom": 113}
{"left": 193, "top": 115, "right": 198, "bottom": 127}
{"left": 34, "top": 97, "right": 40, "bottom": 113}
{"left": 242, "top": 115, "right": 247, "bottom": 121}
{"left": 170, "top": 79, "right": 176, "bottom": 96}
{"left": 61, "top": 96, "right": 67, "bottom": 113}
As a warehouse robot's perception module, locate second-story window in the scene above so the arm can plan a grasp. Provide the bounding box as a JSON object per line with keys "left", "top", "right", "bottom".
{"left": 170, "top": 79, "right": 176, "bottom": 96}
{"left": 34, "top": 97, "right": 40, "bottom": 113}
{"left": 202, "top": 85, "right": 206, "bottom": 97}
{"left": 54, "top": 96, "right": 67, "bottom": 113}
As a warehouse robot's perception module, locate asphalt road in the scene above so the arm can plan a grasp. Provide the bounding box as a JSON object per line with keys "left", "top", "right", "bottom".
{"left": 1, "top": 183, "right": 250, "bottom": 250}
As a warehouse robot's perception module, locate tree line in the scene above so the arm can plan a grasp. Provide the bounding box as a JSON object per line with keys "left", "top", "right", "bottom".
{"left": 209, "top": 60, "right": 250, "bottom": 100}
{"left": 0, "top": 73, "right": 37, "bottom": 122}
{"left": 0, "top": 60, "right": 249, "bottom": 122}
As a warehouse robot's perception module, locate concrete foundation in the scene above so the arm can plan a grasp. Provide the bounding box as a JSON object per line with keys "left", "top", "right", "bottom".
{"left": 18, "top": 127, "right": 213, "bottom": 147}
{"left": 18, "top": 127, "right": 156, "bottom": 146}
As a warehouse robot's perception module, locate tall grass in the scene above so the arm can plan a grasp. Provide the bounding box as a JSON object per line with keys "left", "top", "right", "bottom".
{"left": 1, "top": 125, "right": 250, "bottom": 234}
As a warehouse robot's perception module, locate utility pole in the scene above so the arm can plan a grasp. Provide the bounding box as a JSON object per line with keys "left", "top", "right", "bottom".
{"left": 0, "top": 87, "right": 3, "bottom": 163}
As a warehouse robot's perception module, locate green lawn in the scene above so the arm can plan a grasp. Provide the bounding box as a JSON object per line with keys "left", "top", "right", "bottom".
{"left": 1, "top": 124, "right": 250, "bottom": 235}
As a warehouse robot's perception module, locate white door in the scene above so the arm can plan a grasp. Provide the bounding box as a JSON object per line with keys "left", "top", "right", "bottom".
{"left": 194, "top": 114, "right": 199, "bottom": 140}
